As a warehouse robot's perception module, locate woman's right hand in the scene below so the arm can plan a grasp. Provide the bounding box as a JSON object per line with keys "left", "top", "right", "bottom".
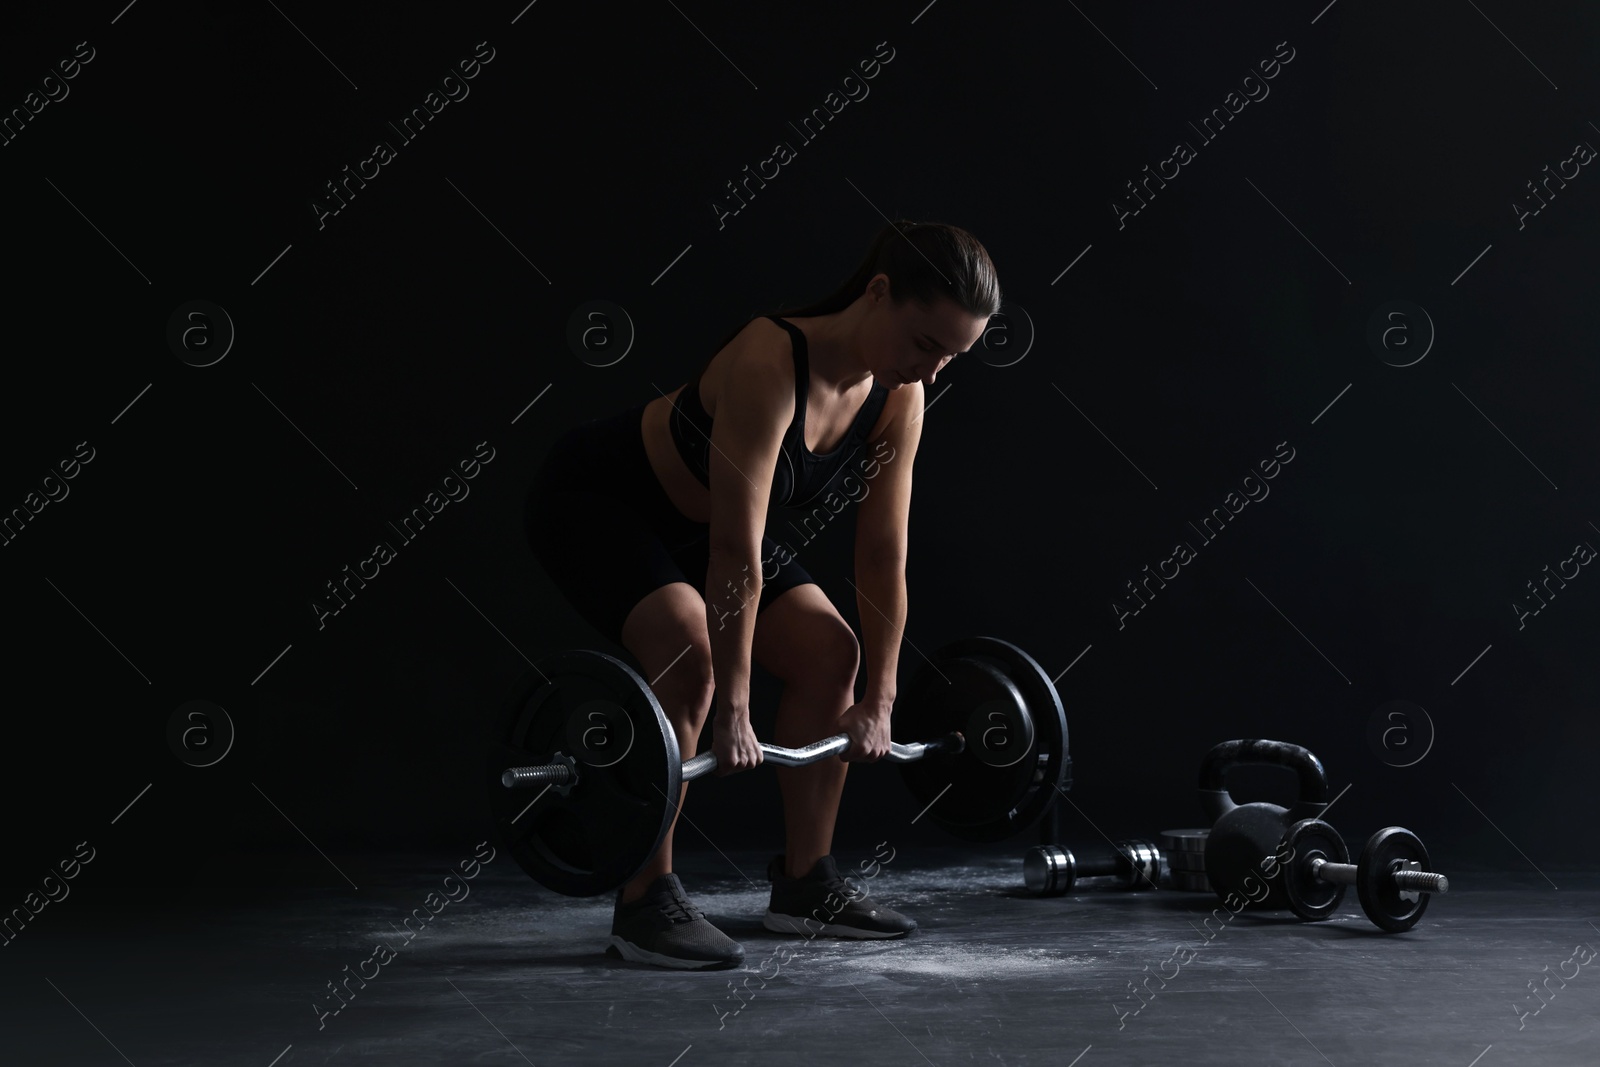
{"left": 712, "top": 706, "right": 764, "bottom": 775}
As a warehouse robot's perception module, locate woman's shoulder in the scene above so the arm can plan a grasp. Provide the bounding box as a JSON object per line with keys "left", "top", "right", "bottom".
{"left": 743, "top": 314, "right": 796, "bottom": 353}
{"left": 714, "top": 316, "right": 797, "bottom": 381}
{"left": 701, "top": 316, "right": 798, "bottom": 421}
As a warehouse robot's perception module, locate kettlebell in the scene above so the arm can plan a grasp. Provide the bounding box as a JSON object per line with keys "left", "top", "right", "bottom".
{"left": 1198, "top": 739, "right": 1329, "bottom": 909}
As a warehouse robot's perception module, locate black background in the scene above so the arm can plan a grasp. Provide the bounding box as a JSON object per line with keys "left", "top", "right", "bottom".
{"left": 2, "top": 0, "right": 1596, "bottom": 893}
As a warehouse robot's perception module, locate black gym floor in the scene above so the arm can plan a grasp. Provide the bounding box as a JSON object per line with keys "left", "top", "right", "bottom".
{"left": 6, "top": 847, "right": 1595, "bottom": 1066}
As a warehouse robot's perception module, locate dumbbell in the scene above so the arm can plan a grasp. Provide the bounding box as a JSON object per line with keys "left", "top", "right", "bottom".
{"left": 1023, "top": 840, "right": 1162, "bottom": 896}
{"left": 1281, "top": 820, "right": 1449, "bottom": 932}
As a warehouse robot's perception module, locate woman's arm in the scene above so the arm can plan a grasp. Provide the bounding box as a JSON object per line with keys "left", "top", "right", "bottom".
{"left": 852, "top": 382, "right": 924, "bottom": 714}
{"left": 704, "top": 328, "right": 794, "bottom": 727}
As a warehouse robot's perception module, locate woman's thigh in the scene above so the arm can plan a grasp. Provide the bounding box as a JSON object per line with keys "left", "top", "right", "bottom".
{"left": 620, "top": 581, "right": 714, "bottom": 717}
{"left": 668, "top": 533, "right": 819, "bottom": 631}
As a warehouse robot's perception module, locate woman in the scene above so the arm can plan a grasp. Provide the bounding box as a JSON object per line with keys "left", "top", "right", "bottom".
{"left": 525, "top": 219, "right": 1000, "bottom": 970}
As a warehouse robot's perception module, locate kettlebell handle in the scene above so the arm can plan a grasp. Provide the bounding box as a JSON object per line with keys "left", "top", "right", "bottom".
{"left": 1198, "top": 738, "right": 1329, "bottom": 823}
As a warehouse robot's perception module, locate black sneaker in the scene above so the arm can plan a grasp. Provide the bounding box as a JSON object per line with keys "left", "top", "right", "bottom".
{"left": 606, "top": 873, "right": 744, "bottom": 970}
{"left": 762, "top": 854, "right": 917, "bottom": 939}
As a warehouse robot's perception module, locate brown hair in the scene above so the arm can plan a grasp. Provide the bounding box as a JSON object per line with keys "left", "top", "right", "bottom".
{"left": 774, "top": 218, "right": 1001, "bottom": 320}
{"left": 702, "top": 218, "right": 1001, "bottom": 369}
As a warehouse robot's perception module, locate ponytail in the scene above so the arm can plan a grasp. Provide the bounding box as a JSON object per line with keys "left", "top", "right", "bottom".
{"left": 702, "top": 219, "right": 1001, "bottom": 367}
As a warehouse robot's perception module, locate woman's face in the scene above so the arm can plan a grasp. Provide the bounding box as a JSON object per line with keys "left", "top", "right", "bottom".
{"left": 864, "top": 278, "right": 990, "bottom": 391}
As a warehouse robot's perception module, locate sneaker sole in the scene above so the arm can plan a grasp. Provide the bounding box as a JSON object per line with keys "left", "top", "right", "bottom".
{"left": 606, "top": 936, "right": 744, "bottom": 971}
{"left": 761, "top": 910, "right": 915, "bottom": 939}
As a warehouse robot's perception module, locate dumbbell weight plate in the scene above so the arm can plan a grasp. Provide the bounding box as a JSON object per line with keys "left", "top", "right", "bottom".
{"left": 1168, "top": 870, "right": 1213, "bottom": 893}
{"left": 1159, "top": 828, "right": 1210, "bottom": 853}
{"left": 1282, "top": 818, "right": 1349, "bottom": 921}
{"left": 1160, "top": 829, "right": 1211, "bottom": 891}
{"left": 1358, "top": 827, "right": 1432, "bottom": 933}
{"left": 485, "top": 650, "right": 680, "bottom": 897}
{"left": 895, "top": 637, "right": 1069, "bottom": 842}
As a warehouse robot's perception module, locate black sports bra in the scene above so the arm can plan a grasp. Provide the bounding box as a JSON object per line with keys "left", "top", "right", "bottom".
{"left": 668, "top": 316, "right": 890, "bottom": 508}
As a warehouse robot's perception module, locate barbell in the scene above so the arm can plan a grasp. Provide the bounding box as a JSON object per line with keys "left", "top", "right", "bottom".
{"left": 502, "top": 731, "right": 968, "bottom": 789}
{"left": 485, "top": 636, "right": 1072, "bottom": 896}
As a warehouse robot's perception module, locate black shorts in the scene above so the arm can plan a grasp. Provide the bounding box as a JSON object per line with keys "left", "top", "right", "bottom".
{"left": 523, "top": 401, "right": 815, "bottom": 647}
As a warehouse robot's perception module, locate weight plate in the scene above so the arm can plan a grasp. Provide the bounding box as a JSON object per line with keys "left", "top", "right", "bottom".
{"left": 1166, "top": 850, "right": 1209, "bottom": 873}
{"left": 1358, "top": 826, "right": 1432, "bottom": 933}
{"left": 1168, "top": 869, "right": 1212, "bottom": 893}
{"left": 486, "top": 650, "right": 679, "bottom": 897}
{"left": 1160, "top": 828, "right": 1210, "bottom": 853}
{"left": 1282, "top": 818, "right": 1348, "bottom": 921}
{"left": 895, "top": 637, "right": 1070, "bottom": 842}
{"left": 966, "top": 673, "right": 1036, "bottom": 768}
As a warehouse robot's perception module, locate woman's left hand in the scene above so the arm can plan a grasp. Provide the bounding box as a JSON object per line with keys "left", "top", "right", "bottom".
{"left": 838, "top": 701, "right": 894, "bottom": 761}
